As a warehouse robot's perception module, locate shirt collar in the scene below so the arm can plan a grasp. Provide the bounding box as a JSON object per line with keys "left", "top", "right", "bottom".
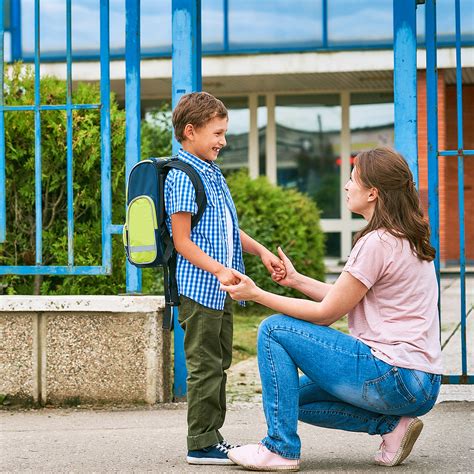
{"left": 178, "top": 148, "right": 219, "bottom": 175}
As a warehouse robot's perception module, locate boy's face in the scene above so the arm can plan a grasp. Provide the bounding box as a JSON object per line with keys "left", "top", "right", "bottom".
{"left": 182, "top": 116, "right": 228, "bottom": 162}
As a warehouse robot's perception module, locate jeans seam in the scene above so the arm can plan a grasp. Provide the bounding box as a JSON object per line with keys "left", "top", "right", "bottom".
{"left": 267, "top": 325, "right": 372, "bottom": 358}
{"left": 299, "top": 408, "right": 371, "bottom": 423}
{"left": 265, "top": 329, "right": 281, "bottom": 443}
{"left": 412, "top": 370, "right": 430, "bottom": 401}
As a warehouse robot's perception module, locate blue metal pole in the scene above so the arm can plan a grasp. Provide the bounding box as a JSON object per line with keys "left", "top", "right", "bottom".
{"left": 0, "top": 0, "right": 5, "bottom": 243}
{"left": 393, "top": 0, "right": 418, "bottom": 185}
{"left": 322, "top": 0, "right": 328, "bottom": 48}
{"left": 454, "top": 0, "right": 467, "bottom": 377}
{"left": 172, "top": 0, "right": 202, "bottom": 398}
{"left": 10, "top": 0, "right": 22, "bottom": 61}
{"left": 425, "top": 0, "right": 440, "bottom": 280}
{"left": 34, "top": 0, "right": 42, "bottom": 265}
{"left": 125, "top": 0, "right": 142, "bottom": 293}
{"left": 100, "top": 0, "right": 112, "bottom": 274}
{"left": 223, "top": 0, "right": 229, "bottom": 52}
{"left": 66, "top": 0, "right": 74, "bottom": 266}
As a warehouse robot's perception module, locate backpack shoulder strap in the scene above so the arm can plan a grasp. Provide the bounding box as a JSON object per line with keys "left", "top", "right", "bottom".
{"left": 165, "top": 159, "right": 207, "bottom": 229}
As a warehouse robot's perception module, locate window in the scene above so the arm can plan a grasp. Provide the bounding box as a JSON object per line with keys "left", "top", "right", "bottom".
{"left": 217, "top": 96, "right": 249, "bottom": 175}
{"left": 275, "top": 94, "right": 342, "bottom": 218}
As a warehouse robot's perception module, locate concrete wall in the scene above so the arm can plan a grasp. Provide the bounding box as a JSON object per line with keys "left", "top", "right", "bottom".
{"left": 0, "top": 296, "right": 171, "bottom": 406}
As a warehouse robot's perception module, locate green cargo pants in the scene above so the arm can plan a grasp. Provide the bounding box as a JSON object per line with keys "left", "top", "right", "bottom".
{"left": 178, "top": 295, "right": 234, "bottom": 451}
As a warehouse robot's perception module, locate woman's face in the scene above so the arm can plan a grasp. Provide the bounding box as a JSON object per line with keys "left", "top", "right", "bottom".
{"left": 344, "top": 166, "right": 377, "bottom": 220}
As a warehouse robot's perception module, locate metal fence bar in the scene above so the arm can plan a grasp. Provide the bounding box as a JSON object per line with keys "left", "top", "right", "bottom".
{"left": 322, "top": 0, "right": 328, "bottom": 48}
{"left": 100, "top": 0, "right": 112, "bottom": 274}
{"left": 0, "top": 0, "right": 5, "bottom": 243}
{"left": 0, "top": 104, "right": 101, "bottom": 111}
{"left": 439, "top": 150, "right": 474, "bottom": 156}
{"left": 125, "top": 0, "right": 142, "bottom": 293}
{"left": 11, "top": 0, "right": 21, "bottom": 61}
{"left": 393, "top": 0, "right": 418, "bottom": 185}
{"left": 454, "top": 0, "right": 467, "bottom": 378}
{"left": 66, "top": 0, "right": 74, "bottom": 266}
{"left": 171, "top": 0, "right": 202, "bottom": 398}
{"left": 425, "top": 0, "right": 440, "bottom": 281}
{"left": 34, "top": 0, "right": 42, "bottom": 265}
{"left": 0, "top": 265, "right": 108, "bottom": 275}
{"left": 223, "top": 0, "right": 229, "bottom": 52}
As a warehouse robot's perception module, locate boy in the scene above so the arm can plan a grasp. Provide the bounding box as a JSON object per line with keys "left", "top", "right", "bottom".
{"left": 165, "top": 92, "right": 285, "bottom": 465}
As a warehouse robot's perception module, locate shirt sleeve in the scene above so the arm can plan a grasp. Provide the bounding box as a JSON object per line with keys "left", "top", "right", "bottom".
{"left": 343, "top": 231, "right": 389, "bottom": 290}
{"left": 164, "top": 169, "right": 197, "bottom": 216}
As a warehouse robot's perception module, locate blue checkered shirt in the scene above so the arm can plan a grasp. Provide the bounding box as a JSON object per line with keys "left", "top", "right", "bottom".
{"left": 164, "top": 149, "right": 245, "bottom": 310}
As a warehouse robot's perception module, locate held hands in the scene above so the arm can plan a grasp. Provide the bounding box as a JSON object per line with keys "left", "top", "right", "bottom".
{"left": 271, "top": 247, "right": 298, "bottom": 288}
{"left": 220, "top": 269, "right": 261, "bottom": 301}
{"left": 215, "top": 266, "right": 241, "bottom": 286}
{"left": 260, "top": 248, "right": 287, "bottom": 282}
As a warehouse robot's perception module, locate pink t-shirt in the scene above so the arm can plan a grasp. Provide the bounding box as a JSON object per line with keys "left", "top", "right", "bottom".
{"left": 343, "top": 230, "right": 443, "bottom": 374}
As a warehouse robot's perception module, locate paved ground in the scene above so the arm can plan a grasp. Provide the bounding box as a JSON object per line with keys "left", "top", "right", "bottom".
{"left": 2, "top": 275, "right": 472, "bottom": 472}
{"left": 1, "top": 399, "right": 473, "bottom": 472}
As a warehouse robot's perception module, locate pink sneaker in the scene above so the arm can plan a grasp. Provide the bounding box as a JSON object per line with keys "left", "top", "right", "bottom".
{"left": 374, "top": 417, "right": 424, "bottom": 467}
{"left": 227, "top": 443, "right": 300, "bottom": 471}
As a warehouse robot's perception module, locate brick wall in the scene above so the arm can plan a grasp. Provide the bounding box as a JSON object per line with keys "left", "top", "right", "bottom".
{"left": 444, "top": 84, "right": 474, "bottom": 263}
{"left": 417, "top": 71, "right": 473, "bottom": 265}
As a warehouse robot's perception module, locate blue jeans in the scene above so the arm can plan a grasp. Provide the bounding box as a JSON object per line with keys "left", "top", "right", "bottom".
{"left": 257, "top": 315, "right": 442, "bottom": 460}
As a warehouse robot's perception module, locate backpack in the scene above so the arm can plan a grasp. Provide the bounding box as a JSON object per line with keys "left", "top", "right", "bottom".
{"left": 123, "top": 156, "right": 207, "bottom": 330}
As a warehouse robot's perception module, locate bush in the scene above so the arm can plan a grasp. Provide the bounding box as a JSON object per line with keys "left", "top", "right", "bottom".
{"left": 227, "top": 170, "right": 325, "bottom": 300}
{"left": 0, "top": 64, "right": 172, "bottom": 295}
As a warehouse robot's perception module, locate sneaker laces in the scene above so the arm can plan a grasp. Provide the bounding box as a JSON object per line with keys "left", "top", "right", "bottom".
{"left": 215, "top": 441, "right": 230, "bottom": 454}
{"left": 221, "top": 440, "right": 240, "bottom": 450}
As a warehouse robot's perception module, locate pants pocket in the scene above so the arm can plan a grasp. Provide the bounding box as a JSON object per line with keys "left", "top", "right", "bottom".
{"left": 363, "top": 367, "right": 417, "bottom": 411}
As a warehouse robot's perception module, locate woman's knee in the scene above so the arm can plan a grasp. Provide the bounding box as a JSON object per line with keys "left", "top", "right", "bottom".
{"left": 257, "top": 314, "right": 292, "bottom": 341}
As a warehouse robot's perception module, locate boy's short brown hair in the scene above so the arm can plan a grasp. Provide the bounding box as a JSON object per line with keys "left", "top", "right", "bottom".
{"left": 172, "top": 92, "right": 228, "bottom": 143}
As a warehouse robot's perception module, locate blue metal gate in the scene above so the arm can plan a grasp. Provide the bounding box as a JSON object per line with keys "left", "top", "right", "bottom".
{"left": 394, "top": 0, "right": 472, "bottom": 384}
{"left": 0, "top": 0, "right": 113, "bottom": 276}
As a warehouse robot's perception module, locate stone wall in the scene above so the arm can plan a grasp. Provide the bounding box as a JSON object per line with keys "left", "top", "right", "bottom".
{"left": 0, "top": 296, "right": 171, "bottom": 406}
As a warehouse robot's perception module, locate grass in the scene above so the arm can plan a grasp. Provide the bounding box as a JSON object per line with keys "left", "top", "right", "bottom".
{"left": 232, "top": 304, "right": 349, "bottom": 364}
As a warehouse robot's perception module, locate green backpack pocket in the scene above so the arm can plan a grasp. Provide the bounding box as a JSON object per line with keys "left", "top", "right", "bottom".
{"left": 124, "top": 196, "right": 158, "bottom": 265}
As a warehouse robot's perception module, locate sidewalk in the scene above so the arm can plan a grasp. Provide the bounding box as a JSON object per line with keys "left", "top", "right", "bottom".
{"left": 2, "top": 275, "right": 472, "bottom": 472}
{"left": 1, "top": 399, "right": 472, "bottom": 472}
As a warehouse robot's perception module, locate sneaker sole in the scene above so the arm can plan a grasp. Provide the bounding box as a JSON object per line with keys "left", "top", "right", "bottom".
{"left": 375, "top": 418, "right": 424, "bottom": 467}
{"left": 186, "top": 456, "right": 235, "bottom": 465}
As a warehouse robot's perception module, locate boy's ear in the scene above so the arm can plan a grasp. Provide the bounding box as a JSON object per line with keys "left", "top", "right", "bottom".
{"left": 183, "top": 123, "right": 195, "bottom": 142}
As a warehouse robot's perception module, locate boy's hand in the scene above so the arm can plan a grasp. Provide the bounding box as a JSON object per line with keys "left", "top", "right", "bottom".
{"left": 220, "top": 269, "right": 261, "bottom": 301}
{"left": 260, "top": 249, "right": 287, "bottom": 281}
{"left": 215, "top": 266, "right": 241, "bottom": 286}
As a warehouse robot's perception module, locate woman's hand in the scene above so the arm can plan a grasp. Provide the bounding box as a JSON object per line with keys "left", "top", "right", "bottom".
{"left": 272, "top": 247, "right": 299, "bottom": 288}
{"left": 260, "top": 249, "right": 286, "bottom": 281}
{"left": 220, "top": 269, "right": 262, "bottom": 301}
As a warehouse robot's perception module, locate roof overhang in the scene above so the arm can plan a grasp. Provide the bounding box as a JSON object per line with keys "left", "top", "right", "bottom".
{"left": 34, "top": 48, "right": 474, "bottom": 101}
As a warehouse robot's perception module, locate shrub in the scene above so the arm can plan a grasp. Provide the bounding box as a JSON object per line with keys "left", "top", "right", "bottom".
{"left": 0, "top": 64, "right": 171, "bottom": 295}
{"left": 227, "top": 170, "right": 325, "bottom": 300}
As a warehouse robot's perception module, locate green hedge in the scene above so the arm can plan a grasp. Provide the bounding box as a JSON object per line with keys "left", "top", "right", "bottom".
{"left": 0, "top": 65, "right": 169, "bottom": 295}
{"left": 227, "top": 170, "right": 325, "bottom": 299}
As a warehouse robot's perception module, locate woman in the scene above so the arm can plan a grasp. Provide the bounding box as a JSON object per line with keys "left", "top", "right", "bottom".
{"left": 221, "top": 148, "right": 442, "bottom": 471}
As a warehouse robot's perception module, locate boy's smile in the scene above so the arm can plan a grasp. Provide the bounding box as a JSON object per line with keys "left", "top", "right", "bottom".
{"left": 182, "top": 116, "right": 228, "bottom": 162}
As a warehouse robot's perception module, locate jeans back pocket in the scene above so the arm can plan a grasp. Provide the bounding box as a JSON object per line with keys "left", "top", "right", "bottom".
{"left": 363, "top": 367, "right": 417, "bottom": 412}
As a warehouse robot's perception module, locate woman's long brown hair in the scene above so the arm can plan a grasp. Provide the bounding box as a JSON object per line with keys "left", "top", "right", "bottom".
{"left": 353, "top": 147, "right": 436, "bottom": 261}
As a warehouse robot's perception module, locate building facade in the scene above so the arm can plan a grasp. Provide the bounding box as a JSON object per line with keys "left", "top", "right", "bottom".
{"left": 5, "top": 0, "right": 473, "bottom": 264}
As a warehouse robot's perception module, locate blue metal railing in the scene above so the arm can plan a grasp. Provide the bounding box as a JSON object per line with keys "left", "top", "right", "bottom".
{"left": 9, "top": 0, "right": 474, "bottom": 64}
{"left": 0, "top": 0, "right": 112, "bottom": 276}
{"left": 425, "top": 0, "right": 472, "bottom": 384}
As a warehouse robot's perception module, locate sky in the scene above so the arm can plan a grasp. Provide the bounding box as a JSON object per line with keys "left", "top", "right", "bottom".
{"left": 19, "top": 0, "right": 473, "bottom": 55}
